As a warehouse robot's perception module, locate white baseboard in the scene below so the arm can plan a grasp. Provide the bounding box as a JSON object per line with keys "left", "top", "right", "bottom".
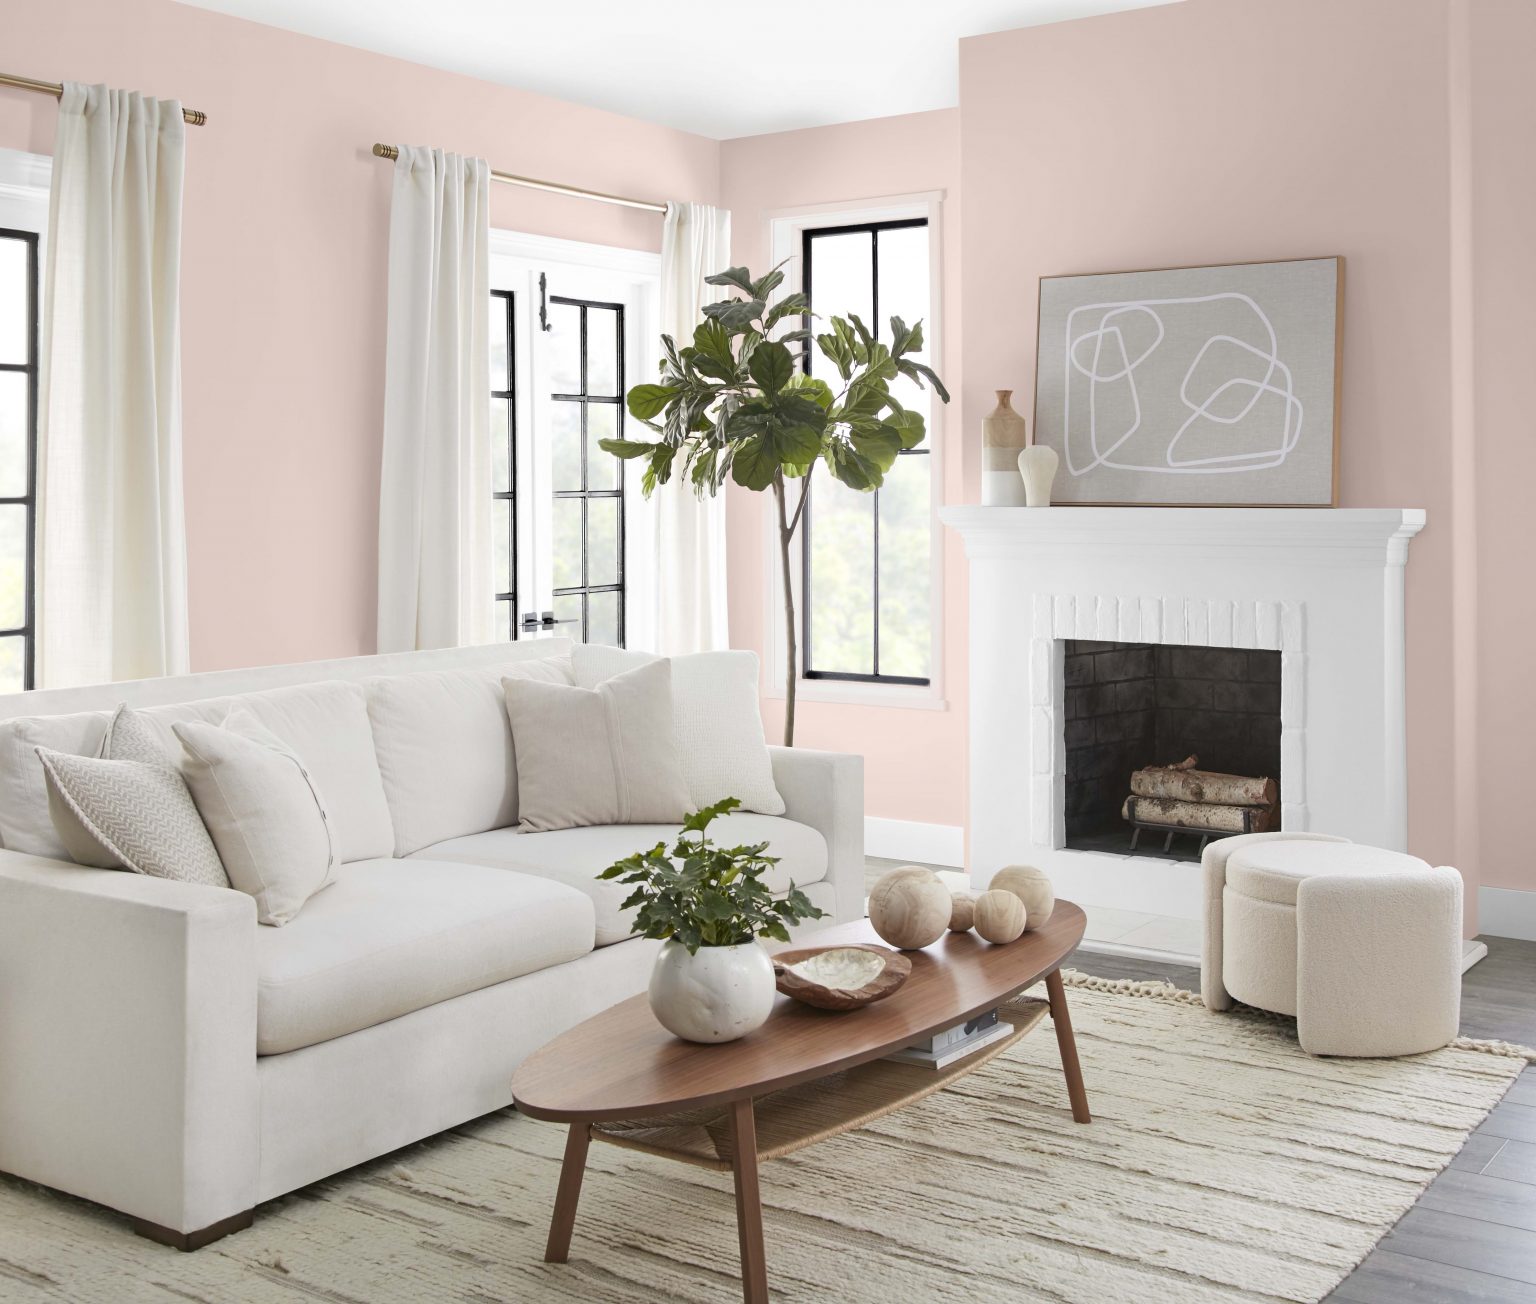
{"left": 865, "top": 817, "right": 964, "bottom": 868}
{"left": 1479, "top": 886, "right": 1536, "bottom": 942}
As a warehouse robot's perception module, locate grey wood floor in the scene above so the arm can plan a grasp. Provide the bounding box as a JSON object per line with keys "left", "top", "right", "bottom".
{"left": 864, "top": 858, "right": 1536, "bottom": 1302}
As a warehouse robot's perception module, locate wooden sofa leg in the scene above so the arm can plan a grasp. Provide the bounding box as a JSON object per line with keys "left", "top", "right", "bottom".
{"left": 128, "top": 1208, "right": 254, "bottom": 1251}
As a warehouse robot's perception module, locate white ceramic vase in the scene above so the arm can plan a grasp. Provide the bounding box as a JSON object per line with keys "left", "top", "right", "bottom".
{"left": 648, "top": 939, "right": 776, "bottom": 1044}
{"left": 1018, "top": 444, "right": 1060, "bottom": 507}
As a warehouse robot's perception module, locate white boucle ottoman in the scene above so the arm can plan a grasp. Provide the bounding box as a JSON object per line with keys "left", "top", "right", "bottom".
{"left": 1201, "top": 832, "right": 1462, "bottom": 1057}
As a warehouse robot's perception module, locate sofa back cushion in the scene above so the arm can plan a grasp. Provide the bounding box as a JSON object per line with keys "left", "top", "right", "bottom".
{"left": 366, "top": 653, "right": 574, "bottom": 856}
{"left": 0, "top": 680, "right": 395, "bottom": 865}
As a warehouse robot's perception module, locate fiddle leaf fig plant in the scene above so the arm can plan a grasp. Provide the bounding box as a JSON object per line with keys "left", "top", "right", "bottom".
{"left": 597, "top": 797, "right": 824, "bottom": 954}
{"left": 601, "top": 262, "right": 949, "bottom": 745}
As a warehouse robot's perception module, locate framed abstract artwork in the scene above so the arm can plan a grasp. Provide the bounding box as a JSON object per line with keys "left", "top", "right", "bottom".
{"left": 1033, "top": 257, "right": 1341, "bottom": 505}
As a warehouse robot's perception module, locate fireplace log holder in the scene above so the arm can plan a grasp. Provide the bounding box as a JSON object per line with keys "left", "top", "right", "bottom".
{"left": 1127, "top": 813, "right": 1265, "bottom": 856}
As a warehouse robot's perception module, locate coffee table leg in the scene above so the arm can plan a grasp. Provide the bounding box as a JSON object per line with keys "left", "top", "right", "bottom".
{"left": 1045, "top": 969, "right": 1092, "bottom": 1124}
{"left": 728, "top": 1098, "right": 769, "bottom": 1304}
{"left": 544, "top": 1122, "right": 591, "bottom": 1263}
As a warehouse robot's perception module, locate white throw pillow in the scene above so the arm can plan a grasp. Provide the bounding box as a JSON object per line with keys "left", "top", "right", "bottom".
{"left": 502, "top": 659, "right": 692, "bottom": 832}
{"left": 571, "top": 645, "right": 784, "bottom": 816}
{"left": 36, "top": 730, "right": 230, "bottom": 889}
{"left": 175, "top": 708, "right": 336, "bottom": 926}
{"left": 366, "top": 654, "right": 574, "bottom": 855}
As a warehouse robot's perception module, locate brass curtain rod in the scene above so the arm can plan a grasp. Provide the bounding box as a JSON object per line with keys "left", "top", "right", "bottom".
{"left": 371, "top": 143, "right": 664, "bottom": 214}
{"left": 0, "top": 71, "right": 207, "bottom": 126}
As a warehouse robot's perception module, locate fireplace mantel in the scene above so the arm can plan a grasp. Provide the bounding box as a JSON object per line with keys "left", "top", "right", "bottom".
{"left": 941, "top": 506, "right": 1425, "bottom": 562}
{"left": 939, "top": 505, "right": 1426, "bottom": 922}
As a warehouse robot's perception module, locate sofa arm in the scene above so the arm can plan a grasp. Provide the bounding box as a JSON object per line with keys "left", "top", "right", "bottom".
{"left": 769, "top": 746, "right": 864, "bottom": 925}
{"left": 0, "top": 850, "right": 260, "bottom": 1236}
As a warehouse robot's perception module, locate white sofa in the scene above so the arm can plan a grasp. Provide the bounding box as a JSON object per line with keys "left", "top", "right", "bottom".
{"left": 0, "top": 640, "right": 863, "bottom": 1248}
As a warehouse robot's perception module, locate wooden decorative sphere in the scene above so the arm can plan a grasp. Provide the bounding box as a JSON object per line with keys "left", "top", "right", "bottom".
{"left": 990, "top": 864, "right": 1055, "bottom": 931}
{"left": 974, "top": 889, "right": 1026, "bottom": 944}
{"left": 948, "top": 890, "right": 977, "bottom": 933}
{"left": 868, "top": 867, "right": 951, "bottom": 950}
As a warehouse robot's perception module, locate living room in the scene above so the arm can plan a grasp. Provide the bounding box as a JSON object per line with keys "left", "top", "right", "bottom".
{"left": 1, "top": 0, "right": 1532, "bottom": 1299}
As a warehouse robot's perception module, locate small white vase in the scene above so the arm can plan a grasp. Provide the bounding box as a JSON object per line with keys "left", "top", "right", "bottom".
{"left": 648, "top": 939, "right": 776, "bottom": 1044}
{"left": 1018, "top": 445, "right": 1060, "bottom": 507}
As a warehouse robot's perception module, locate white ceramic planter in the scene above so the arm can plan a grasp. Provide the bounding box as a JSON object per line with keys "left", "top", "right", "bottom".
{"left": 648, "top": 939, "right": 776, "bottom": 1044}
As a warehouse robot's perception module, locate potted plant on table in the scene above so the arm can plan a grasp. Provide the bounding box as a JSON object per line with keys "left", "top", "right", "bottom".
{"left": 601, "top": 264, "right": 949, "bottom": 745}
{"left": 600, "top": 797, "right": 825, "bottom": 1043}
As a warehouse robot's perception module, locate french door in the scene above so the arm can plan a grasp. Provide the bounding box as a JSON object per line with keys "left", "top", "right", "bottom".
{"left": 489, "top": 234, "right": 658, "bottom": 650}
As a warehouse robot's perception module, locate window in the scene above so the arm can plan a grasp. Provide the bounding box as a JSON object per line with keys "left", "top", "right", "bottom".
{"left": 546, "top": 296, "right": 625, "bottom": 647}
{"left": 0, "top": 228, "right": 37, "bottom": 691}
{"left": 486, "top": 233, "right": 657, "bottom": 651}
{"left": 801, "top": 219, "right": 933, "bottom": 685}
{"left": 490, "top": 289, "right": 517, "bottom": 639}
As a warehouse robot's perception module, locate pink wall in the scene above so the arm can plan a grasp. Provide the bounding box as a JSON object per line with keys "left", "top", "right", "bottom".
{"left": 719, "top": 111, "right": 969, "bottom": 831}
{"left": 1469, "top": 0, "right": 1536, "bottom": 897}
{"left": 2, "top": 0, "right": 718, "bottom": 673}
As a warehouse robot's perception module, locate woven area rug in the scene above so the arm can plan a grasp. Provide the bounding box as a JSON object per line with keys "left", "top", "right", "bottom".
{"left": 1, "top": 972, "right": 1530, "bottom": 1304}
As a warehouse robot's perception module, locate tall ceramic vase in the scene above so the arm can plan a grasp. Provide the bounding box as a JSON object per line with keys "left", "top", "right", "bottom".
{"left": 981, "top": 390, "right": 1029, "bottom": 506}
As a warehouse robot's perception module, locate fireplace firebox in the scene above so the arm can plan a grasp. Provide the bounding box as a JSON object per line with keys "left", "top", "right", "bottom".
{"left": 1063, "top": 639, "right": 1281, "bottom": 862}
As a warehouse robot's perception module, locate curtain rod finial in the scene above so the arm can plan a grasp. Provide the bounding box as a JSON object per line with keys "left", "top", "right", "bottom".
{"left": 372, "top": 142, "right": 399, "bottom": 160}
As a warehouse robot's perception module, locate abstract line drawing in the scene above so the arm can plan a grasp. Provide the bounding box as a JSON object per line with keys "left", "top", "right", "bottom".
{"left": 1062, "top": 293, "right": 1303, "bottom": 478}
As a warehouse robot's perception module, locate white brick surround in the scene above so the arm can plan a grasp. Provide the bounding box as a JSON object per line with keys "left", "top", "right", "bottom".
{"left": 940, "top": 507, "right": 1426, "bottom": 921}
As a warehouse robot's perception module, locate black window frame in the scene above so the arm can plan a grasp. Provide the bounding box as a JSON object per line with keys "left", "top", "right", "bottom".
{"left": 548, "top": 294, "right": 625, "bottom": 648}
{"left": 491, "top": 289, "right": 518, "bottom": 640}
{"left": 0, "top": 227, "right": 38, "bottom": 691}
{"left": 799, "top": 217, "right": 930, "bottom": 687}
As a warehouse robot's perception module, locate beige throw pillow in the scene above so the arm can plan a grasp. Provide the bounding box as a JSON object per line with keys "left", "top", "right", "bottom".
{"left": 175, "top": 708, "right": 336, "bottom": 926}
{"left": 502, "top": 659, "right": 691, "bottom": 833}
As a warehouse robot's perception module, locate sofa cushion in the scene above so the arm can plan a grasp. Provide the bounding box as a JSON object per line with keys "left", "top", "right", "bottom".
{"left": 417, "top": 813, "right": 828, "bottom": 947}
{"left": 1227, "top": 841, "right": 1431, "bottom": 907}
{"left": 0, "top": 709, "right": 110, "bottom": 857}
{"left": 254, "top": 858, "right": 595, "bottom": 1054}
{"left": 366, "top": 654, "right": 574, "bottom": 856}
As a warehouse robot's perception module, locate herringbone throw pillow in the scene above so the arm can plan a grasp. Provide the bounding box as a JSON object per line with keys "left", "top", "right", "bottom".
{"left": 37, "top": 747, "right": 229, "bottom": 888}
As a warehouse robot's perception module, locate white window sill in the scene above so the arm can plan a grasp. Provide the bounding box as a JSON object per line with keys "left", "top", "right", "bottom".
{"left": 761, "top": 679, "right": 949, "bottom": 712}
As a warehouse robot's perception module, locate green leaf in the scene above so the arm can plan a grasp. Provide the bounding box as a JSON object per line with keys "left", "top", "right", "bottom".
{"left": 850, "top": 427, "right": 902, "bottom": 473}
{"left": 764, "top": 293, "right": 808, "bottom": 331}
{"left": 626, "top": 384, "right": 677, "bottom": 421}
{"left": 750, "top": 263, "right": 788, "bottom": 299}
{"left": 730, "top": 435, "right": 778, "bottom": 491}
{"left": 775, "top": 422, "right": 824, "bottom": 465}
{"left": 748, "top": 340, "right": 794, "bottom": 395}
{"left": 599, "top": 438, "right": 657, "bottom": 460}
{"left": 684, "top": 797, "right": 741, "bottom": 833}
{"left": 815, "top": 330, "right": 855, "bottom": 382}
{"left": 897, "top": 358, "right": 952, "bottom": 405}
{"left": 703, "top": 297, "right": 766, "bottom": 331}
{"left": 882, "top": 407, "right": 927, "bottom": 450}
{"left": 693, "top": 319, "right": 736, "bottom": 371}
{"left": 641, "top": 445, "right": 678, "bottom": 496}
{"left": 824, "top": 439, "right": 882, "bottom": 492}
{"left": 704, "top": 266, "right": 756, "bottom": 295}
{"left": 783, "top": 374, "right": 835, "bottom": 410}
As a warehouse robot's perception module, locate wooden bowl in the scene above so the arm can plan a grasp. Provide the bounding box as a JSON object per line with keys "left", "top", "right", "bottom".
{"left": 772, "top": 944, "right": 913, "bottom": 1011}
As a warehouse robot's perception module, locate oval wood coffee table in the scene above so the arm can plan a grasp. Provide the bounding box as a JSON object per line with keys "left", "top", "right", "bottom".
{"left": 512, "top": 902, "right": 1089, "bottom": 1303}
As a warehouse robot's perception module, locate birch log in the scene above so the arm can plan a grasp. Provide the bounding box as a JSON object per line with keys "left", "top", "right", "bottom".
{"left": 1122, "top": 795, "right": 1277, "bottom": 834}
{"left": 1130, "top": 764, "right": 1277, "bottom": 808}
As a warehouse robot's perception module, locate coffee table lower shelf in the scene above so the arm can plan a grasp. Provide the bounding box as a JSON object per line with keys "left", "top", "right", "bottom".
{"left": 594, "top": 996, "right": 1049, "bottom": 1171}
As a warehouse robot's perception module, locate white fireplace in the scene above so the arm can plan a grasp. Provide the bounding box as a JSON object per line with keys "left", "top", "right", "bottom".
{"left": 939, "top": 506, "right": 1425, "bottom": 922}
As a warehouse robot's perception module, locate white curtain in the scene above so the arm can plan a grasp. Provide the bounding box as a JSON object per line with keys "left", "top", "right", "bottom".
{"left": 37, "top": 83, "right": 189, "bottom": 687}
{"left": 654, "top": 201, "right": 731, "bottom": 655}
{"left": 376, "top": 146, "right": 492, "bottom": 652}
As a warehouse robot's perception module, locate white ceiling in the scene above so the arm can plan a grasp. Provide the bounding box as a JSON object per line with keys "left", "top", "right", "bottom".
{"left": 175, "top": 0, "right": 1183, "bottom": 139}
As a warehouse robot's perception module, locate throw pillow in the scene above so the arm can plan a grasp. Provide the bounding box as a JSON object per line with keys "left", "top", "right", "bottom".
{"left": 571, "top": 645, "right": 785, "bottom": 816}
{"left": 502, "top": 659, "right": 691, "bottom": 832}
{"left": 175, "top": 708, "right": 336, "bottom": 926}
{"left": 36, "top": 743, "right": 230, "bottom": 888}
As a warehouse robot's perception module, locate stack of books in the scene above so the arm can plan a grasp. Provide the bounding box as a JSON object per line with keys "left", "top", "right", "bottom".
{"left": 885, "top": 1008, "right": 1013, "bottom": 1069}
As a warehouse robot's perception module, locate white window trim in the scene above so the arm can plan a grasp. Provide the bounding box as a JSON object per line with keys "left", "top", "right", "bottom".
{"left": 0, "top": 147, "right": 50, "bottom": 235}
{"left": 761, "top": 191, "right": 948, "bottom": 712}
{"left": 488, "top": 229, "right": 661, "bottom": 650}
